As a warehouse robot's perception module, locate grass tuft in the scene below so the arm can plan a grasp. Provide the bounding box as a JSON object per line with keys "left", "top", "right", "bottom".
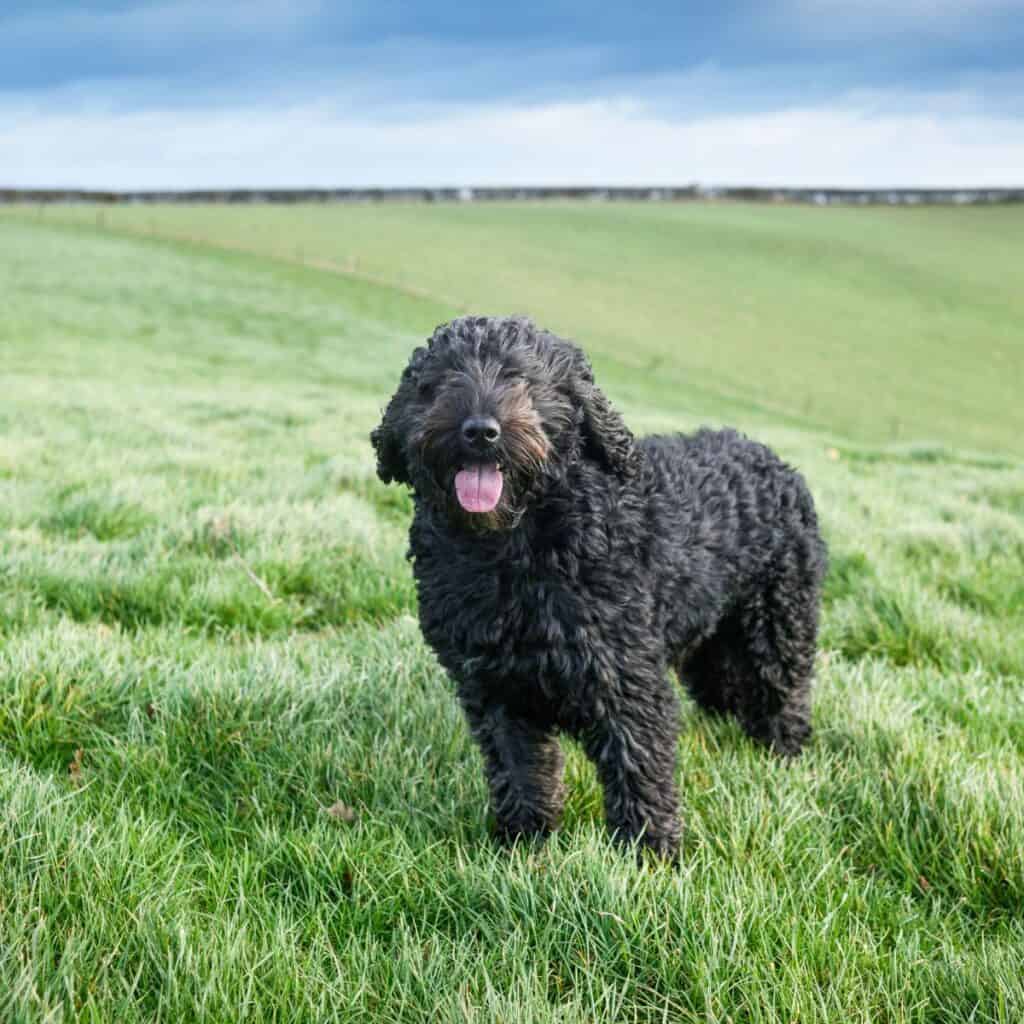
{"left": 41, "top": 490, "right": 154, "bottom": 540}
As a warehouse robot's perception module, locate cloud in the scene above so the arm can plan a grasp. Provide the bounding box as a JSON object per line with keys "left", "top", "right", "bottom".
{"left": 3, "top": 91, "right": 1022, "bottom": 189}
{"left": 4, "top": 0, "right": 1022, "bottom": 103}
{"left": 1, "top": 1, "right": 1021, "bottom": 188}
{"left": 0, "top": 0, "right": 325, "bottom": 90}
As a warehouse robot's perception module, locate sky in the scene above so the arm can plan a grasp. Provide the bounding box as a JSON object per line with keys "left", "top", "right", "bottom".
{"left": 2, "top": 1, "right": 1023, "bottom": 189}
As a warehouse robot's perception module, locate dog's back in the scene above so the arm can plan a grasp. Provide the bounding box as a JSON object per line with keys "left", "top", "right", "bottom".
{"left": 643, "top": 426, "right": 814, "bottom": 508}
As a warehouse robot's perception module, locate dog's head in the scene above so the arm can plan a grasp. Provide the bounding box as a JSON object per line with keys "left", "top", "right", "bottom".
{"left": 371, "top": 316, "right": 639, "bottom": 531}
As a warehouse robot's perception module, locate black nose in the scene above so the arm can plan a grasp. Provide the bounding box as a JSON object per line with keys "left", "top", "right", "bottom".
{"left": 461, "top": 415, "right": 501, "bottom": 449}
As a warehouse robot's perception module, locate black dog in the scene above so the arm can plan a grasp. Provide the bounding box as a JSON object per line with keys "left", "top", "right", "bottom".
{"left": 372, "top": 316, "right": 827, "bottom": 857}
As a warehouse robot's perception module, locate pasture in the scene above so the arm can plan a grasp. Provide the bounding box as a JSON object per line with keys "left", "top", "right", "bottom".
{"left": 1, "top": 203, "right": 1023, "bottom": 1022}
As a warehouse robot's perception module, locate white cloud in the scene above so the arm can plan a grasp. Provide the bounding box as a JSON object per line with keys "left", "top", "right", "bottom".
{"left": 2, "top": 94, "right": 1022, "bottom": 189}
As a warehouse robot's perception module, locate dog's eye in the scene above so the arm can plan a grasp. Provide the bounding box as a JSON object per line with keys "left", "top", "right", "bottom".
{"left": 418, "top": 381, "right": 435, "bottom": 401}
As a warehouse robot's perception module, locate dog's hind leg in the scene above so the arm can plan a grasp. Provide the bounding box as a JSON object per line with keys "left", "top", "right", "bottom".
{"left": 462, "top": 702, "right": 566, "bottom": 844}
{"left": 676, "top": 611, "right": 751, "bottom": 718}
{"left": 733, "top": 573, "right": 820, "bottom": 758}
{"left": 678, "top": 587, "right": 817, "bottom": 757}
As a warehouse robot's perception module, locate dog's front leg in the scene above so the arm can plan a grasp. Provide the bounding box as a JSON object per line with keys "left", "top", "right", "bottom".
{"left": 461, "top": 699, "right": 566, "bottom": 845}
{"left": 582, "top": 671, "right": 682, "bottom": 859}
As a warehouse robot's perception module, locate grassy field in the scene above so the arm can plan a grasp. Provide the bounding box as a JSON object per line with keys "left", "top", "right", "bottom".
{"left": 1, "top": 205, "right": 1023, "bottom": 1022}
{"left": 18, "top": 199, "right": 1024, "bottom": 455}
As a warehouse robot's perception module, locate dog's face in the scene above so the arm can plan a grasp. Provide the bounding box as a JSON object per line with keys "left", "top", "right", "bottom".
{"left": 371, "top": 317, "right": 638, "bottom": 532}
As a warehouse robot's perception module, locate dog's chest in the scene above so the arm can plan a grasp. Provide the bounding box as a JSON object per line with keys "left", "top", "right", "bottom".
{"left": 412, "top": 525, "right": 609, "bottom": 704}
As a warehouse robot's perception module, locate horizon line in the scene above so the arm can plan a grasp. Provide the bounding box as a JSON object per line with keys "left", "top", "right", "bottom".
{"left": 5, "top": 184, "right": 1024, "bottom": 204}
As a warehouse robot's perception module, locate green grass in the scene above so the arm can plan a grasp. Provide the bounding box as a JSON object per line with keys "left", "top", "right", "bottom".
{"left": 1, "top": 206, "right": 1023, "bottom": 1022}
{"left": 15, "top": 199, "right": 1024, "bottom": 455}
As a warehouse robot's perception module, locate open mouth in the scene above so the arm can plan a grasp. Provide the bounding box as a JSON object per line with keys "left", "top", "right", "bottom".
{"left": 454, "top": 463, "right": 503, "bottom": 513}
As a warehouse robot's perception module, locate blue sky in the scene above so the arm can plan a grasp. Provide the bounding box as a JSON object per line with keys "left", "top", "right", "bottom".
{"left": 2, "top": 1, "right": 1023, "bottom": 188}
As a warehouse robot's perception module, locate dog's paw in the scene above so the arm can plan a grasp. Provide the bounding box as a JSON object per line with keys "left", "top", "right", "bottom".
{"left": 491, "top": 818, "right": 555, "bottom": 850}
{"left": 636, "top": 832, "right": 681, "bottom": 864}
{"left": 612, "top": 823, "right": 681, "bottom": 863}
{"left": 753, "top": 713, "right": 812, "bottom": 758}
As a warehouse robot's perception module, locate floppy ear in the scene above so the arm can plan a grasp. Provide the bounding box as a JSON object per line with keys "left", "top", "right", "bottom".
{"left": 566, "top": 347, "right": 641, "bottom": 479}
{"left": 370, "top": 346, "right": 426, "bottom": 486}
{"left": 370, "top": 405, "right": 407, "bottom": 485}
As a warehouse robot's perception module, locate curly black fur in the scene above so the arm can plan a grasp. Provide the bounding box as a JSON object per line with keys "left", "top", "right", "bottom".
{"left": 372, "top": 316, "right": 827, "bottom": 858}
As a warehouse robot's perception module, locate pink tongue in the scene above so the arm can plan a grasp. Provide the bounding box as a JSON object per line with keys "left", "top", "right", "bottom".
{"left": 455, "top": 465, "right": 503, "bottom": 513}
